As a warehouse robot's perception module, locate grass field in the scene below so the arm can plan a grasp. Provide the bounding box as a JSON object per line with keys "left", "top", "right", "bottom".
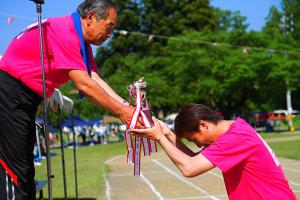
{"left": 35, "top": 133, "right": 299, "bottom": 199}
{"left": 259, "top": 132, "right": 299, "bottom": 139}
{"left": 35, "top": 142, "right": 125, "bottom": 199}
{"left": 269, "top": 140, "right": 300, "bottom": 160}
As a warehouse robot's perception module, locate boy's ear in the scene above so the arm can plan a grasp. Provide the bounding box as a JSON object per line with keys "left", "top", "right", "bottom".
{"left": 198, "top": 120, "right": 208, "bottom": 131}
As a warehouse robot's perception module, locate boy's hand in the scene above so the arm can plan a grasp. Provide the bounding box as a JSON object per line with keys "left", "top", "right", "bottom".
{"left": 130, "top": 117, "right": 163, "bottom": 141}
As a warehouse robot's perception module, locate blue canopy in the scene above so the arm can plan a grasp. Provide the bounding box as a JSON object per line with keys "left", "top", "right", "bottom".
{"left": 62, "top": 115, "right": 102, "bottom": 127}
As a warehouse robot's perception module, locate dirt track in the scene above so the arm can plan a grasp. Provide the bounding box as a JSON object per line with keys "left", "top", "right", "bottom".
{"left": 104, "top": 142, "right": 300, "bottom": 200}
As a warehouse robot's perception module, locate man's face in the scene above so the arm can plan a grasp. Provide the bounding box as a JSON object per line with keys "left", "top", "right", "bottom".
{"left": 86, "top": 7, "right": 117, "bottom": 45}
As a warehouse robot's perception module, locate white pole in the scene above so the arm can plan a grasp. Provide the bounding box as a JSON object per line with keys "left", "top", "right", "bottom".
{"left": 36, "top": 126, "right": 42, "bottom": 159}
{"left": 286, "top": 80, "right": 294, "bottom": 131}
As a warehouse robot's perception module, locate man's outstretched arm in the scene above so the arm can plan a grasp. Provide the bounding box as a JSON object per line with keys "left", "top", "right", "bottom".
{"left": 68, "top": 69, "right": 133, "bottom": 125}
{"left": 91, "top": 72, "right": 129, "bottom": 105}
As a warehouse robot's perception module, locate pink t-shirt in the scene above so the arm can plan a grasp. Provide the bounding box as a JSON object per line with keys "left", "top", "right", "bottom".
{"left": 0, "top": 15, "right": 97, "bottom": 97}
{"left": 201, "top": 117, "right": 296, "bottom": 200}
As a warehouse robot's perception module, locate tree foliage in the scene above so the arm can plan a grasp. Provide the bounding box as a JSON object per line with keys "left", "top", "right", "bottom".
{"left": 59, "top": 0, "right": 300, "bottom": 119}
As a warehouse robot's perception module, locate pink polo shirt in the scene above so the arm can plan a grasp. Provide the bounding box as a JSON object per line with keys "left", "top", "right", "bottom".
{"left": 201, "top": 117, "right": 296, "bottom": 200}
{"left": 0, "top": 15, "right": 97, "bottom": 97}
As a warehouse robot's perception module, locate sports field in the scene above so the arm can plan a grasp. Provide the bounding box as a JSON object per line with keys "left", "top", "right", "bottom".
{"left": 104, "top": 144, "right": 300, "bottom": 200}
{"left": 34, "top": 134, "right": 300, "bottom": 199}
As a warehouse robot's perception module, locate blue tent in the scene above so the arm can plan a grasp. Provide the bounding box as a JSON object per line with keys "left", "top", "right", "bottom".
{"left": 86, "top": 118, "right": 102, "bottom": 126}
{"left": 63, "top": 115, "right": 89, "bottom": 127}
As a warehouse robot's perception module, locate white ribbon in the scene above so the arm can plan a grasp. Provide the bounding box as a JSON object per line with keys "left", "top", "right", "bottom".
{"left": 126, "top": 89, "right": 142, "bottom": 163}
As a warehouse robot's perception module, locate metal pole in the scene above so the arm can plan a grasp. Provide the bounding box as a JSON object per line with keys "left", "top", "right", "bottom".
{"left": 71, "top": 114, "right": 79, "bottom": 199}
{"left": 30, "top": 0, "right": 53, "bottom": 199}
{"left": 58, "top": 107, "right": 68, "bottom": 199}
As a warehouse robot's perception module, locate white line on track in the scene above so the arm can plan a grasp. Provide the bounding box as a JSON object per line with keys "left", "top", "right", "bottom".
{"left": 282, "top": 163, "right": 300, "bottom": 166}
{"left": 111, "top": 171, "right": 162, "bottom": 177}
{"left": 208, "top": 171, "right": 223, "bottom": 179}
{"left": 103, "top": 173, "right": 112, "bottom": 200}
{"left": 166, "top": 194, "right": 228, "bottom": 200}
{"left": 140, "top": 172, "right": 165, "bottom": 200}
{"left": 152, "top": 159, "right": 220, "bottom": 200}
{"left": 105, "top": 155, "right": 124, "bottom": 164}
{"left": 284, "top": 167, "right": 300, "bottom": 173}
{"left": 290, "top": 181, "right": 300, "bottom": 187}
{"left": 104, "top": 155, "right": 125, "bottom": 200}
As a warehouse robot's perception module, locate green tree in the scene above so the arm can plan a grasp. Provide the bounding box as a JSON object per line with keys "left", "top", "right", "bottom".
{"left": 281, "top": 0, "right": 300, "bottom": 41}
{"left": 214, "top": 8, "right": 249, "bottom": 31}
{"left": 60, "top": 0, "right": 300, "bottom": 120}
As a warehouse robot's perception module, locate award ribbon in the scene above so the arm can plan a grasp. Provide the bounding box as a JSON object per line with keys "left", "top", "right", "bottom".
{"left": 125, "top": 77, "right": 157, "bottom": 175}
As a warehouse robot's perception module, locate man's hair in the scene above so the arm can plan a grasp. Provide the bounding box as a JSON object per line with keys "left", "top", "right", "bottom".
{"left": 77, "top": 0, "right": 120, "bottom": 21}
{"left": 174, "top": 103, "right": 222, "bottom": 137}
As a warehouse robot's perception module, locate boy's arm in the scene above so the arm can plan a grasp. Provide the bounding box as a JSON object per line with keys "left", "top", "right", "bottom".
{"left": 158, "top": 134, "right": 215, "bottom": 178}
{"left": 131, "top": 118, "right": 215, "bottom": 178}
{"left": 163, "top": 128, "right": 197, "bottom": 157}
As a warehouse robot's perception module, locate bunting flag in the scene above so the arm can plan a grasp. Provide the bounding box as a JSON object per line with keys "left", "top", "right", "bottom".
{"left": 7, "top": 16, "right": 15, "bottom": 25}
{"left": 148, "top": 35, "right": 155, "bottom": 43}
{"left": 125, "top": 77, "right": 157, "bottom": 175}
{"left": 243, "top": 47, "right": 249, "bottom": 54}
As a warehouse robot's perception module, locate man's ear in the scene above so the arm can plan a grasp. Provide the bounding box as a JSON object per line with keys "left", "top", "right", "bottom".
{"left": 85, "top": 11, "right": 96, "bottom": 26}
{"left": 198, "top": 120, "right": 208, "bottom": 131}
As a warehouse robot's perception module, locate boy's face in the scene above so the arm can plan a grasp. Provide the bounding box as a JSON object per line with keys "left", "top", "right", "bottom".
{"left": 182, "top": 121, "right": 215, "bottom": 148}
{"left": 183, "top": 131, "right": 210, "bottom": 148}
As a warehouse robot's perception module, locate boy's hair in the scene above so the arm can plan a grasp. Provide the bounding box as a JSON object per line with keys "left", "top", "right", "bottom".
{"left": 174, "top": 103, "right": 222, "bottom": 137}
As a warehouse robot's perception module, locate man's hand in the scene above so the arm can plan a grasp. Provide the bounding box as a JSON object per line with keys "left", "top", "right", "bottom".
{"left": 119, "top": 105, "right": 145, "bottom": 129}
{"left": 130, "top": 117, "right": 163, "bottom": 141}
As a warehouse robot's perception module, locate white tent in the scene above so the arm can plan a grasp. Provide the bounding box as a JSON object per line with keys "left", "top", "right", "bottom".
{"left": 165, "top": 113, "right": 177, "bottom": 121}
{"left": 165, "top": 113, "right": 177, "bottom": 130}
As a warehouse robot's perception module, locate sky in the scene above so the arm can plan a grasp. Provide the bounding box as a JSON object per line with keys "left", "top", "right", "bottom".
{"left": 0, "top": 0, "right": 282, "bottom": 55}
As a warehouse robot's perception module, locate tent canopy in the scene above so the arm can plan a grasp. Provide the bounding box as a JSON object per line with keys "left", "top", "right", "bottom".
{"left": 62, "top": 115, "right": 102, "bottom": 127}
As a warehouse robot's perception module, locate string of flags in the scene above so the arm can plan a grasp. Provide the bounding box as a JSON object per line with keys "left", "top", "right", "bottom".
{"left": 113, "top": 29, "right": 300, "bottom": 56}
{"left": 1, "top": 12, "right": 299, "bottom": 56}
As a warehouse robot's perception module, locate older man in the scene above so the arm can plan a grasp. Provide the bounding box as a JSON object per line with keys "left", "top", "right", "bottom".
{"left": 0, "top": 0, "right": 134, "bottom": 199}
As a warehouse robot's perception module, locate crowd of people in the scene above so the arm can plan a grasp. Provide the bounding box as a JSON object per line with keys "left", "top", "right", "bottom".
{"left": 72, "top": 123, "right": 126, "bottom": 145}
{"left": 33, "top": 121, "right": 127, "bottom": 167}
